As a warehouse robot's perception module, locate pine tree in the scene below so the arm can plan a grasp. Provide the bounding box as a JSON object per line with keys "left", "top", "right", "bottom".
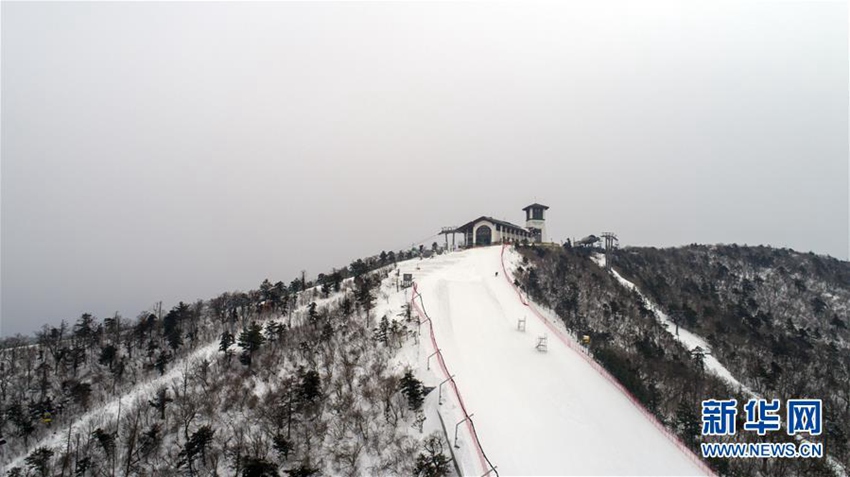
{"left": 264, "top": 321, "right": 285, "bottom": 343}
{"left": 413, "top": 434, "right": 451, "bottom": 477}
{"left": 6, "top": 401, "right": 35, "bottom": 446}
{"left": 99, "top": 344, "right": 117, "bottom": 371}
{"left": 341, "top": 297, "right": 353, "bottom": 318}
{"left": 296, "top": 368, "right": 322, "bottom": 404}
{"left": 238, "top": 322, "right": 266, "bottom": 355}
{"left": 400, "top": 370, "right": 424, "bottom": 411}
{"left": 241, "top": 456, "right": 278, "bottom": 477}
{"left": 163, "top": 305, "right": 185, "bottom": 351}
{"left": 92, "top": 427, "right": 116, "bottom": 457}
{"left": 154, "top": 351, "right": 170, "bottom": 376}
{"left": 374, "top": 315, "right": 390, "bottom": 345}
{"left": 307, "top": 302, "right": 319, "bottom": 325}
{"left": 24, "top": 447, "right": 54, "bottom": 477}
{"left": 355, "top": 278, "right": 375, "bottom": 318}
{"left": 331, "top": 271, "right": 343, "bottom": 292}
{"left": 179, "top": 425, "right": 215, "bottom": 469}
{"left": 350, "top": 259, "right": 369, "bottom": 278}
{"left": 219, "top": 331, "right": 235, "bottom": 353}
{"left": 675, "top": 400, "right": 700, "bottom": 448}
{"left": 148, "top": 387, "right": 173, "bottom": 420}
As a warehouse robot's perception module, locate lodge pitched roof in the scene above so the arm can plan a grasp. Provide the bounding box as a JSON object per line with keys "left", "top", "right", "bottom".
{"left": 452, "top": 216, "right": 530, "bottom": 235}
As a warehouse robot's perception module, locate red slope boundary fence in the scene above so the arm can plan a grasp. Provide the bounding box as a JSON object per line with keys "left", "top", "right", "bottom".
{"left": 410, "top": 283, "right": 499, "bottom": 477}
{"left": 499, "top": 243, "right": 717, "bottom": 477}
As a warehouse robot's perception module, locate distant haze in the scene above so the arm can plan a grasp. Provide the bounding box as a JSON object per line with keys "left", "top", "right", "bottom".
{"left": 2, "top": 1, "right": 848, "bottom": 337}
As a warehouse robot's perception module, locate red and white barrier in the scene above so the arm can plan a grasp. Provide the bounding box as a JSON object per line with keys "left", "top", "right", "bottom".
{"left": 410, "top": 283, "right": 496, "bottom": 477}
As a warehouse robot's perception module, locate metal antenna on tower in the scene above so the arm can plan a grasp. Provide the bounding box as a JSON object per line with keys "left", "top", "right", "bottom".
{"left": 600, "top": 232, "right": 619, "bottom": 269}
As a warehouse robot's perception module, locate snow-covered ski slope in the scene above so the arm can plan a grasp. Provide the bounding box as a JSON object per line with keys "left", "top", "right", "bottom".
{"left": 399, "top": 245, "right": 710, "bottom": 476}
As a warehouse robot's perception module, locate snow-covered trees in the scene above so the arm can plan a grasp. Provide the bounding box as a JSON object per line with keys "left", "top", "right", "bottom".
{"left": 0, "top": 254, "right": 429, "bottom": 476}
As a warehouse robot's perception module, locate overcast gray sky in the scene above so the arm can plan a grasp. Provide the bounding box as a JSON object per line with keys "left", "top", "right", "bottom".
{"left": 2, "top": 1, "right": 848, "bottom": 337}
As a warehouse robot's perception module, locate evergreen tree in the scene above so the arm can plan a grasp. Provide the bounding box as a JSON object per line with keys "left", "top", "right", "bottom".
{"left": 148, "top": 387, "right": 173, "bottom": 420}
{"left": 6, "top": 401, "right": 35, "bottom": 446}
{"left": 349, "top": 259, "right": 369, "bottom": 279}
{"left": 331, "top": 271, "right": 343, "bottom": 292}
{"left": 413, "top": 434, "right": 451, "bottom": 477}
{"left": 289, "top": 278, "right": 303, "bottom": 295}
{"left": 163, "top": 304, "right": 185, "bottom": 351}
{"left": 374, "top": 315, "right": 390, "bottom": 345}
{"left": 180, "top": 425, "right": 215, "bottom": 469}
{"left": 273, "top": 434, "right": 293, "bottom": 461}
{"left": 238, "top": 322, "right": 266, "bottom": 355}
{"left": 241, "top": 456, "right": 278, "bottom": 477}
{"left": 355, "top": 278, "right": 376, "bottom": 318}
{"left": 307, "top": 302, "right": 319, "bottom": 325}
{"left": 296, "top": 368, "right": 322, "bottom": 404}
{"left": 24, "top": 447, "right": 54, "bottom": 477}
{"left": 319, "top": 275, "right": 331, "bottom": 298}
{"left": 219, "top": 331, "right": 235, "bottom": 353}
{"left": 66, "top": 380, "right": 92, "bottom": 409}
{"left": 92, "top": 427, "right": 116, "bottom": 457}
{"left": 400, "top": 370, "right": 424, "bottom": 411}
{"left": 675, "top": 400, "right": 700, "bottom": 448}
{"left": 154, "top": 351, "right": 170, "bottom": 376}
{"left": 341, "top": 297, "right": 353, "bottom": 318}
{"left": 264, "top": 321, "right": 285, "bottom": 343}
{"left": 139, "top": 423, "right": 162, "bottom": 457}
{"left": 99, "top": 344, "right": 117, "bottom": 371}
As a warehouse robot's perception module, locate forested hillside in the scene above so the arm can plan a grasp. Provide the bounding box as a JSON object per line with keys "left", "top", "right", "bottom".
{"left": 0, "top": 250, "right": 449, "bottom": 477}
{"left": 4, "top": 241, "right": 848, "bottom": 477}
{"left": 515, "top": 243, "right": 849, "bottom": 477}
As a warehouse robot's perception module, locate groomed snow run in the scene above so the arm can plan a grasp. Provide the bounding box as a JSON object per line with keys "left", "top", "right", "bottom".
{"left": 401, "top": 246, "right": 709, "bottom": 476}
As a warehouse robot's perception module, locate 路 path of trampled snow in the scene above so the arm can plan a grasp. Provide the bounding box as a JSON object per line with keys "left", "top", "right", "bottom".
{"left": 402, "top": 246, "right": 708, "bottom": 476}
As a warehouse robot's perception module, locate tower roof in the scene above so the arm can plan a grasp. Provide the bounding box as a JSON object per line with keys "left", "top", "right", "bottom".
{"left": 522, "top": 203, "right": 549, "bottom": 211}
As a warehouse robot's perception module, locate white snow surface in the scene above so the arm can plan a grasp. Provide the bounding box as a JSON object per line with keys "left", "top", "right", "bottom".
{"left": 399, "top": 246, "right": 708, "bottom": 476}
